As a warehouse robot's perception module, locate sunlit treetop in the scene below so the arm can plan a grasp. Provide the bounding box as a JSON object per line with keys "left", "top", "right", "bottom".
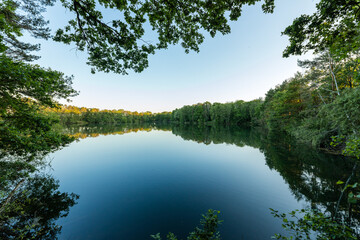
{"left": 54, "top": 0, "right": 275, "bottom": 74}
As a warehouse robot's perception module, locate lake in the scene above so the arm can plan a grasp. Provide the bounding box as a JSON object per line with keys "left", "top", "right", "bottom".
{"left": 49, "top": 124, "right": 354, "bottom": 239}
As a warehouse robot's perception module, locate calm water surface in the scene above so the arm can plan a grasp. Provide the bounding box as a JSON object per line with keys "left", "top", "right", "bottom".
{"left": 49, "top": 125, "right": 352, "bottom": 239}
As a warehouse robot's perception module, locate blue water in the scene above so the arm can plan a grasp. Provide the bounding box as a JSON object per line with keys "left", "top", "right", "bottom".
{"left": 51, "top": 128, "right": 309, "bottom": 239}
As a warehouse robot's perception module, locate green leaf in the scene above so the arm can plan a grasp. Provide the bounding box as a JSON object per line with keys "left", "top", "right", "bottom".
{"left": 336, "top": 180, "right": 344, "bottom": 185}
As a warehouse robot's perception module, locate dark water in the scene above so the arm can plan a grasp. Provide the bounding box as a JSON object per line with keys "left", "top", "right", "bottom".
{"left": 49, "top": 125, "right": 355, "bottom": 239}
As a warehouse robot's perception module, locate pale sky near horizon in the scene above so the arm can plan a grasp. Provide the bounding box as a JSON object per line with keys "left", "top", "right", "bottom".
{"left": 32, "top": 0, "right": 318, "bottom": 113}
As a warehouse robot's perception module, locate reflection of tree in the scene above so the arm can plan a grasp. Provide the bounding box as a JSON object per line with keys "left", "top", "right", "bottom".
{"left": 0, "top": 174, "right": 79, "bottom": 240}
{"left": 69, "top": 122, "right": 357, "bottom": 217}
{"left": 171, "top": 124, "right": 259, "bottom": 147}
{"left": 63, "top": 123, "right": 172, "bottom": 139}
{"left": 58, "top": 123, "right": 360, "bottom": 228}
{"left": 261, "top": 133, "right": 360, "bottom": 228}
{"left": 169, "top": 124, "right": 359, "bottom": 224}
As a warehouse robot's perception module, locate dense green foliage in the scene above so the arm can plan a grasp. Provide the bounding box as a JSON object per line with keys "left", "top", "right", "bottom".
{"left": 0, "top": 1, "right": 79, "bottom": 238}
{"left": 0, "top": 0, "right": 78, "bottom": 159}
{"left": 282, "top": 0, "right": 360, "bottom": 59}
{"left": 47, "top": 105, "right": 172, "bottom": 124}
{"left": 171, "top": 99, "right": 263, "bottom": 126}
{"left": 0, "top": 55, "right": 77, "bottom": 160}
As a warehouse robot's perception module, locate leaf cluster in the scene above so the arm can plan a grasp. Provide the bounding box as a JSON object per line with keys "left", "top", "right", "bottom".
{"left": 271, "top": 208, "right": 357, "bottom": 240}
{"left": 0, "top": 55, "right": 77, "bottom": 159}
{"left": 283, "top": 0, "right": 360, "bottom": 59}
{"left": 55, "top": 0, "right": 274, "bottom": 74}
{"left": 0, "top": 0, "right": 55, "bottom": 61}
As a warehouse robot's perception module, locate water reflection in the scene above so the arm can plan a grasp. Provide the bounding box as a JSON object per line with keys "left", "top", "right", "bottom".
{"left": 172, "top": 124, "right": 359, "bottom": 225}
{"left": 63, "top": 123, "right": 171, "bottom": 139}
{"left": 0, "top": 154, "right": 79, "bottom": 239}
{"left": 65, "top": 124, "right": 359, "bottom": 226}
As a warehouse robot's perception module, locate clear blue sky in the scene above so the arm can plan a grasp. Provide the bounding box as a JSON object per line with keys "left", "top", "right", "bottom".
{"left": 33, "top": 0, "right": 318, "bottom": 113}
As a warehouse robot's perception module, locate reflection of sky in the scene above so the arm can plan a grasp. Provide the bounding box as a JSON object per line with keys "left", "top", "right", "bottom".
{"left": 52, "top": 130, "right": 307, "bottom": 240}
{"left": 26, "top": 0, "right": 318, "bottom": 112}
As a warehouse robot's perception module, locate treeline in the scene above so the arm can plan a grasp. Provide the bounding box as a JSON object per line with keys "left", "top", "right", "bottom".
{"left": 49, "top": 53, "right": 360, "bottom": 151}
{"left": 47, "top": 105, "right": 171, "bottom": 124}
{"left": 171, "top": 99, "right": 263, "bottom": 126}
{"left": 171, "top": 53, "right": 360, "bottom": 150}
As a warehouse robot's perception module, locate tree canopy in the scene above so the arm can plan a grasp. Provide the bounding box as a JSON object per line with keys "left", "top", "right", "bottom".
{"left": 0, "top": 0, "right": 56, "bottom": 61}
{"left": 283, "top": 0, "right": 360, "bottom": 58}
{"left": 54, "top": 0, "right": 274, "bottom": 74}
{"left": 0, "top": 55, "right": 77, "bottom": 159}
{"left": 0, "top": 0, "right": 78, "bottom": 160}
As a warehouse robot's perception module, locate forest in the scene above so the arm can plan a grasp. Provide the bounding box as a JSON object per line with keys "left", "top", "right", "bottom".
{"left": 47, "top": 105, "right": 172, "bottom": 124}
{"left": 171, "top": 53, "right": 360, "bottom": 152}
{"left": 1, "top": 0, "right": 360, "bottom": 239}
{"left": 53, "top": 53, "right": 360, "bottom": 153}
